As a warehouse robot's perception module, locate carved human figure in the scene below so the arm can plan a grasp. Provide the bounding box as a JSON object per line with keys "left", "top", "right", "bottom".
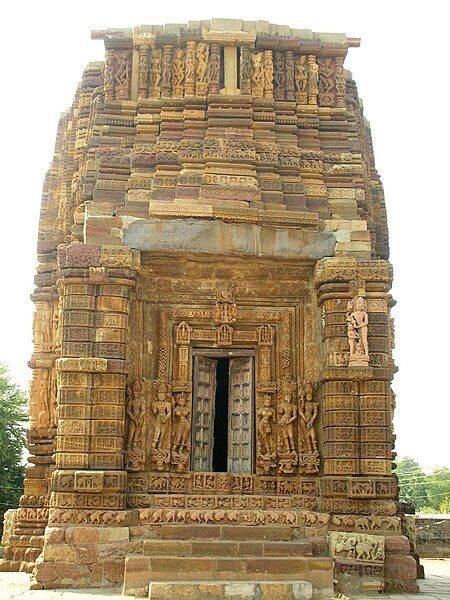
{"left": 278, "top": 392, "right": 297, "bottom": 453}
{"left": 318, "top": 57, "right": 334, "bottom": 92}
{"left": 50, "top": 369, "right": 58, "bottom": 428}
{"left": 172, "top": 391, "right": 191, "bottom": 452}
{"left": 257, "top": 394, "right": 275, "bottom": 455}
{"left": 138, "top": 45, "right": 149, "bottom": 97}
{"left": 263, "top": 50, "right": 274, "bottom": 98}
{"left": 41, "top": 302, "right": 53, "bottom": 351}
{"left": 37, "top": 370, "right": 50, "bottom": 428}
{"left": 346, "top": 300, "right": 358, "bottom": 357}
{"left": 172, "top": 48, "right": 185, "bottom": 96}
{"left": 152, "top": 389, "right": 172, "bottom": 450}
{"left": 285, "top": 51, "right": 295, "bottom": 100}
{"left": 196, "top": 43, "right": 208, "bottom": 84}
{"left": 126, "top": 380, "right": 145, "bottom": 449}
{"left": 208, "top": 44, "right": 220, "bottom": 93}
{"left": 251, "top": 52, "right": 264, "bottom": 92}
{"left": 347, "top": 296, "right": 369, "bottom": 358}
{"left": 298, "top": 382, "right": 318, "bottom": 453}
{"left": 307, "top": 58, "right": 319, "bottom": 96}
{"left": 295, "top": 55, "right": 308, "bottom": 93}
{"left": 240, "top": 46, "right": 251, "bottom": 94}
{"left": 185, "top": 42, "right": 196, "bottom": 94}
{"left": 114, "top": 51, "right": 130, "bottom": 89}
{"left": 150, "top": 50, "right": 162, "bottom": 95}
{"left": 273, "top": 51, "right": 285, "bottom": 100}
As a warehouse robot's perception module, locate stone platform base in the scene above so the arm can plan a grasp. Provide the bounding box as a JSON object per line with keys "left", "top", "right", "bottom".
{"left": 148, "top": 580, "right": 314, "bottom": 599}
{"left": 123, "top": 523, "right": 334, "bottom": 598}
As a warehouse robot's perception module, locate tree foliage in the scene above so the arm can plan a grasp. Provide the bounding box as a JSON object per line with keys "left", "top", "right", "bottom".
{"left": 396, "top": 456, "right": 429, "bottom": 509}
{"left": 0, "top": 365, "right": 27, "bottom": 514}
{"left": 424, "top": 467, "right": 450, "bottom": 512}
{"left": 396, "top": 457, "right": 450, "bottom": 513}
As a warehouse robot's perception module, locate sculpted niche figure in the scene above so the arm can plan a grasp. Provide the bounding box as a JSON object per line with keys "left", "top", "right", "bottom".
{"left": 318, "top": 57, "right": 334, "bottom": 93}
{"left": 346, "top": 296, "right": 369, "bottom": 365}
{"left": 150, "top": 50, "right": 162, "bottom": 96}
{"left": 298, "top": 382, "right": 319, "bottom": 454}
{"left": 295, "top": 55, "right": 308, "bottom": 93}
{"left": 278, "top": 391, "right": 297, "bottom": 454}
{"left": 251, "top": 52, "right": 264, "bottom": 96}
{"left": 257, "top": 394, "right": 276, "bottom": 456}
{"left": 37, "top": 370, "right": 50, "bottom": 428}
{"left": 172, "top": 391, "right": 191, "bottom": 452}
{"left": 126, "top": 380, "right": 145, "bottom": 449}
{"left": 152, "top": 386, "right": 172, "bottom": 450}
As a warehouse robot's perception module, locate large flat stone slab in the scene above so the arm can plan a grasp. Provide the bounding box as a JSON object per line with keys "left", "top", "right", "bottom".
{"left": 124, "top": 218, "right": 335, "bottom": 260}
{"left": 148, "top": 580, "right": 314, "bottom": 599}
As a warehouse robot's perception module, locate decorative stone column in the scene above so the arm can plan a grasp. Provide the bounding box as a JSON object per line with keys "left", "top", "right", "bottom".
{"left": 31, "top": 242, "right": 140, "bottom": 590}
{"left": 314, "top": 257, "right": 397, "bottom": 513}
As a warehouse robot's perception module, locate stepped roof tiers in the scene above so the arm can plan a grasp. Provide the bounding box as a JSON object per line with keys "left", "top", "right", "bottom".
{"left": 1, "top": 19, "right": 419, "bottom": 598}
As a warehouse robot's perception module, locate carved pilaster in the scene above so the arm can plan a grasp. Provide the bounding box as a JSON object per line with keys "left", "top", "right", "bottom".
{"left": 240, "top": 45, "right": 251, "bottom": 94}
{"left": 307, "top": 55, "right": 318, "bottom": 105}
{"left": 263, "top": 50, "right": 274, "bottom": 99}
{"left": 42, "top": 244, "right": 139, "bottom": 526}
{"left": 274, "top": 50, "right": 285, "bottom": 101}
{"left": 334, "top": 56, "right": 346, "bottom": 108}
{"left": 314, "top": 257, "right": 396, "bottom": 504}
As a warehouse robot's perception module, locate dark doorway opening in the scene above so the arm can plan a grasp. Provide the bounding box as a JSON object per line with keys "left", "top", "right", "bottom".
{"left": 212, "top": 358, "right": 229, "bottom": 472}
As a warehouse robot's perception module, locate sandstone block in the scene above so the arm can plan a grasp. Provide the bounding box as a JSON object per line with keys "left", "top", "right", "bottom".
{"left": 65, "top": 526, "right": 99, "bottom": 545}
{"left": 384, "top": 555, "right": 417, "bottom": 580}
{"left": 221, "top": 525, "right": 291, "bottom": 541}
{"left": 384, "top": 535, "right": 410, "bottom": 554}
{"left": 160, "top": 524, "right": 221, "bottom": 539}
{"left": 98, "top": 526, "right": 130, "bottom": 543}
{"left": 75, "top": 543, "right": 98, "bottom": 564}
{"left": 143, "top": 539, "right": 191, "bottom": 556}
{"left": 44, "top": 527, "right": 65, "bottom": 545}
{"left": 42, "top": 544, "right": 76, "bottom": 562}
{"left": 103, "top": 558, "right": 125, "bottom": 583}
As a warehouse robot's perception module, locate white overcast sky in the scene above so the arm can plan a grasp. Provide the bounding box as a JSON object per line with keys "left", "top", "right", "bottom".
{"left": 1, "top": 0, "right": 448, "bottom": 471}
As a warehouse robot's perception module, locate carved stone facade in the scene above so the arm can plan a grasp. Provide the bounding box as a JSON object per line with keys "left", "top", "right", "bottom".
{"left": 0, "top": 19, "right": 416, "bottom": 597}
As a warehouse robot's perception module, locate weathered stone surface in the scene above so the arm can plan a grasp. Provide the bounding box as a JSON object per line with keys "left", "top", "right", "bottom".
{"left": 124, "top": 218, "right": 335, "bottom": 260}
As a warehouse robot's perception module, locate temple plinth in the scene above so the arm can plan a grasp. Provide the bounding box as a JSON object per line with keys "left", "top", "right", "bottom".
{"left": 0, "top": 19, "right": 419, "bottom": 597}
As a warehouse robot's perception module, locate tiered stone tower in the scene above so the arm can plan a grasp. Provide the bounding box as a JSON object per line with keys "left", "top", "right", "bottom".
{"left": 1, "top": 19, "right": 418, "bottom": 598}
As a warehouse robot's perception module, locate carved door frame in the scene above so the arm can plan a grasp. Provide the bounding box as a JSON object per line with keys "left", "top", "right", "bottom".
{"left": 150, "top": 302, "right": 306, "bottom": 476}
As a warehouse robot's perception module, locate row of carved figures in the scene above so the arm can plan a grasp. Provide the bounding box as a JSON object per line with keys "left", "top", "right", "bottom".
{"left": 125, "top": 378, "right": 320, "bottom": 476}
{"left": 257, "top": 381, "right": 320, "bottom": 475}
{"left": 104, "top": 44, "right": 345, "bottom": 106}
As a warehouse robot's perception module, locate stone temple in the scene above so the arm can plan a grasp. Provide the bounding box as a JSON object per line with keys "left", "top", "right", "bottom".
{"left": 1, "top": 18, "right": 419, "bottom": 598}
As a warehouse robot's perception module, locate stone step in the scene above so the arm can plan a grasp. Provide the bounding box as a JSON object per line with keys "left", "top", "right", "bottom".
{"left": 123, "top": 554, "right": 334, "bottom": 597}
{"left": 145, "top": 524, "right": 294, "bottom": 541}
{"left": 142, "top": 538, "right": 313, "bottom": 557}
{"left": 147, "top": 580, "right": 315, "bottom": 600}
